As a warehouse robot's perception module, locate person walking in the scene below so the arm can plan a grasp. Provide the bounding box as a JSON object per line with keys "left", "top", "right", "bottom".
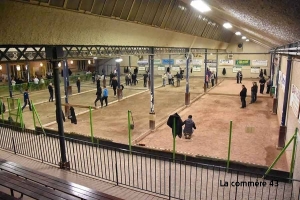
{"left": 111, "top": 76, "right": 118, "bottom": 97}
{"left": 250, "top": 82, "right": 258, "bottom": 104}
{"left": 259, "top": 76, "right": 266, "bottom": 94}
{"left": 94, "top": 86, "right": 102, "bottom": 107}
{"left": 240, "top": 85, "right": 247, "bottom": 108}
{"left": 101, "top": 86, "right": 108, "bottom": 107}
{"left": 167, "top": 72, "right": 172, "bottom": 85}
{"left": 162, "top": 73, "right": 166, "bottom": 87}
{"left": 22, "top": 88, "right": 32, "bottom": 111}
{"left": 76, "top": 77, "right": 81, "bottom": 93}
{"left": 211, "top": 71, "right": 215, "bottom": 87}
{"left": 182, "top": 115, "right": 196, "bottom": 139}
{"left": 48, "top": 82, "right": 54, "bottom": 102}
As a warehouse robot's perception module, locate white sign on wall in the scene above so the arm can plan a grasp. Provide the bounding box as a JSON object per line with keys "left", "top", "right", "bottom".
{"left": 193, "top": 66, "right": 201, "bottom": 72}
{"left": 158, "top": 67, "right": 165, "bottom": 71}
{"left": 172, "top": 66, "right": 180, "bottom": 71}
{"left": 233, "top": 66, "right": 242, "bottom": 73}
{"left": 252, "top": 60, "right": 268, "bottom": 67}
{"left": 175, "top": 59, "right": 186, "bottom": 65}
{"left": 251, "top": 67, "right": 260, "bottom": 74}
{"left": 154, "top": 59, "right": 161, "bottom": 65}
{"left": 209, "top": 67, "right": 217, "bottom": 72}
{"left": 191, "top": 59, "right": 203, "bottom": 65}
{"left": 219, "top": 59, "right": 234, "bottom": 66}
{"left": 138, "top": 67, "right": 146, "bottom": 71}
{"left": 206, "top": 63, "right": 217, "bottom": 67}
{"left": 290, "top": 84, "right": 300, "bottom": 118}
{"left": 137, "top": 60, "right": 148, "bottom": 65}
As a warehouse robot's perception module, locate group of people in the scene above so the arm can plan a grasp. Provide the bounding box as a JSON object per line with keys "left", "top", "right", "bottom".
{"left": 204, "top": 68, "right": 216, "bottom": 88}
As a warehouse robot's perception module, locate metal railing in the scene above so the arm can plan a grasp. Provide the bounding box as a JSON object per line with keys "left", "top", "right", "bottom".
{"left": 0, "top": 124, "right": 299, "bottom": 200}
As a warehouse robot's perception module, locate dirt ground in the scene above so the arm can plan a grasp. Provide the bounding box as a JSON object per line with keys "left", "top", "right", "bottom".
{"left": 45, "top": 77, "right": 204, "bottom": 143}
{"left": 140, "top": 79, "right": 287, "bottom": 171}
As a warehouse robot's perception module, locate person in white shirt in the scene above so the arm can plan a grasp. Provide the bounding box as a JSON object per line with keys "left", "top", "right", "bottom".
{"left": 40, "top": 77, "right": 45, "bottom": 84}
{"left": 11, "top": 79, "right": 16, "bottom": 86}
{"left": 33, "top": 76, "right": 39, "bottom": 84}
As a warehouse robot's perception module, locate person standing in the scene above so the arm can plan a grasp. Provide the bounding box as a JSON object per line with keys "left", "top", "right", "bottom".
{"left": 167, "top": 72, "right": 172, "bottom": 85}
{"left": 143, "top": 72, "right": 148, "bottom": 87}
{"left": 76, "top": 77, "right": 81, "bottom": 93}
{"left": 94, "top": 86, "right": 102, "bottom": 107}
{"left": 182, "top": 115, "right": 196, "bottom": 139}
{"left": 96, "top": 77, "right": 100, "bottom": 89}
{"left": 109, "top": 72, "right": 114, "bottom": 86}
{"left": 250, "top": 82, "right": 258, "bottom": 104}
{"left": 259, "top": 76, "right": 266, "bottom": 94}
{"left": 134, "top": 67, "right": 138, "bottom": 75}
{"left": 240, "top": 85, "right": 247, "bottom": 108}
{"left": 211, "top": 71, "right": 215, "bottom": 87}
{"left": 22, "top": 88, "right": 32, "bottom": 111}
{"left": 48, "top": 82, "right": 54, "bottom": 102}
{"left": 236, "top": 71, "right": 242, "bottom": 84}
{"left": 101, "top": 86, "right": 108, "bottom": 107}
{"left": 111, "top": 76, "right": 118, "bottom": 97}
{"left": 132, "top": 73, "right": 137, "bottom": 85}
{"left": 266, "top": 77, "right": 272, "bottom": 94}
{"left": 162, "top": 73, "right": 166, "bottom": 87}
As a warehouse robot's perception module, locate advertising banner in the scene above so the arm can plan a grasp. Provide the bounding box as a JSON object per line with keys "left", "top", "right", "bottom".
{"left": 252, "top": 60, "right": 268, "bottom": 67}
{"left": 138, "top": 67, "right": 146, "bottom": 71}
{"left": 290, "top": 84, "right": 300, "bottom": 118}
{"left": 154, "top": 59, "right": 161, "bottom": 65}
{"left": 219, "top": 59, "right": 234, "bottom": 66}
{"left": 137, "top": 60, "right": 148, "bottom": 65}
{"left": 233, "top": 66, "right": 242, "bottom": 73}
{"left": 191, "top": 59, "right": 203, "bottom": 65}
{"left": 251, "top": 66, "right": 260, "bottom": 73}
{"left": 158, "top": 67, "right": 165, "bottom": 71}
{"left": 193, "top": 65, "right": 201, "bottom": 72}
{"left": 175, "top": 59, "right": 186, "bottom": 65}
{"left": 235, "top": 60, "right": 250, "bottom": 66}
{"left": 162, "top": 59, "right": 174, "bottom": 65}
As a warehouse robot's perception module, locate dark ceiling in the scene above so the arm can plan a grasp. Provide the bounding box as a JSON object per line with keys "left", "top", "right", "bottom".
{"left": 13, "top": 0, "right": 300, "bottom": 48}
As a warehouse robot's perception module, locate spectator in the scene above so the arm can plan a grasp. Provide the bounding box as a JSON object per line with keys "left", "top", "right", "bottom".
{"left": 48, "top": 83, "right": 54, "bottom": 102}
{"left": 33, "top": 76, "right": 39, "bottom": 84}
{"left": 76, "top": 77, "right": 81, "bottom": 93}
{"left": 101, "top": 86, "right": 108, "bottom": 107}
{"left": 182, "top": 115, "right": 196, "bottom": 139}
{"left": 240, "top": 85, "right": 247, "bottom": 108}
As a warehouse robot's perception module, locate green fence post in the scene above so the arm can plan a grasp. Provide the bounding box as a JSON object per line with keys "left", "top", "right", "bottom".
{"left": 173, "top": 117, "right": 176, "bottom": 162}
{"left": 263, "top": 134, "right": 295, "bottom": 178}
{"left": 31, "top": 100, "right": 36, "bottom": 130}
{"left": 32, "top": 102, "right": 45, "bottom": 135}
{"left": 128, "top": 110, "right": 132, "bottom": 154}
{"left": 0, "top": 100, "right": 3, "bottom": 124}
{"left": 89, "top": 106, "right": 94, "bottom": 143}
{"left": 289, "top": 128, "right": 298, "bottom": 180}
{"left": 227, "top": 121, "right": 233, "bottom": 172}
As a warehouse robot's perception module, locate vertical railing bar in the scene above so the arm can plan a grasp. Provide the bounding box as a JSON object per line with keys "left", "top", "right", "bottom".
{"left": 72, "top": 141, "right": 77, "bottom": 173}
{"left": 211, "top": 166, "right": 215, "bottom": 200}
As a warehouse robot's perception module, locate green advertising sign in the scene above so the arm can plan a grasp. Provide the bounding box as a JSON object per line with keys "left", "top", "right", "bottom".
{"left": 235, "top": 60, "right": 250, "bottom": 66}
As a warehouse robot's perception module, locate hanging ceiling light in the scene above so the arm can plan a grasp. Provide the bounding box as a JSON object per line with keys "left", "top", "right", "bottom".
{"left": 88, "top": 60, "right": 91, "bottom": 65}
{"left": 223, "top": 22, "right": 232, "bottom": 29}
{"left": 235, "top": 32, "right": 241, "bottom": 35}
{"left": 16, "top": 65, "right": 21, "bottom": 71}
{"left": 190, "top": 0, "right": 211, "bottom": 13}
{"left": 242, "top": 36, "right": 247, "bottom": 40}
{"left": 58, "top": 62, "right": 61, "bottom": 67}
{"left": 40, "top": 62, "right": 43, "bottom": 67}
{"left": 115, "top": 57, "right": 123, "bottom": 63}
{"left": 70, "top": 60, "right": 73, "bottom": 64}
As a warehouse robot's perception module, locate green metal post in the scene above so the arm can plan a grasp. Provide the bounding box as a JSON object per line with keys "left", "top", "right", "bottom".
{"left": 173, "top": 117, "right": 176, "bottom": 162}
{"left": 263, "top": 134, "right": 296, "bottom": 178}
{"left": 31, "top": 100, "right": 36, "bottom": 131}
{"left": 32, "top": 102, "right": 45, "bottom": 135}
{"left": 89, "top": 106, "right": 94, "bottom": 143}
{"left": 289, "top": 128, "right": 298, "bottom": 179}
{"left": 128, "top": 110, "right": 132, "bottom": 154}
{"left": 0, "top": 100, "right": 4, "bottom": 123}
{"left": 227, "top": 121, "right": 233, "bottom": 172}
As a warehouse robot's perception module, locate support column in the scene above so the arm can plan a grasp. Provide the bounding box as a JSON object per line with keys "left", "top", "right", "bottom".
{"left": 116, "top": 62, "right": 122, "bottom": 100}
{"left": 278, "top": 55, "right": 292, "bottom": 148}
{"left": 49, "top": 47, "right": 69, "bottom": 169}
{"left": 6, "top": 63, "right": 12, "bottom": 98}
{"left": 185, "top": 48, "right": 190, "bottom": 105}
{"left": 26, "top": 62, "right": 30, "bottom": 83}
{"left": 204, "top": 49, "right": 208, "bottom": 92}
{"left": 216, "top": 50, "right": 219, "bottom": 85}
{"left": 149, "top": 47, "right": 155, "bottom": 130}
{"left": 129, "top": 56, "right": 131, "bottom": 68}
{"left": 63, "top": 61, "right": 68, "bottom": 104}
{"left": 273, "top": 54, "right": 280, "bottom": 114}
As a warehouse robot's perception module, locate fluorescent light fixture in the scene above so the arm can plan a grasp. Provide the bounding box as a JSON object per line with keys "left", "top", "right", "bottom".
{"left": 242, "top": 36, "right": 247, "bottom": 39}
{"left": 115, "top": 57, "right": 123, "bottom": 63}
{"left": 70, "top": 60, "right": 73, "bottom": 64}
{"left": 235, "top": 32, "right": 241, "bottom": 35}
{"left": 223, "top": 22, "right": 232, "bottom": 29}
{"left": 40, "top": 62, "right": 43, "bottom": 67}
{"left": 246, "top": 39, "right": 250, "bottom": 42}
{"left": 190, "top": 0, "right": 211, "bottom": 13}
{"left": 58, "top": 62, "right": 61, "bottom": 67}
{"left": 88, "top": 60, "right": 91, "bottom": 64}
{"left": 16, "top": 65, "right": 20, "bottom": 71}
{"left": 0, "top": 65, "right": 2, "bottom": 70}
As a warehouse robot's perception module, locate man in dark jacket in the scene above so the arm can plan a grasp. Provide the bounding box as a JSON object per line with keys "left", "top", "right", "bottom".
{"left": 96, "top": 77, "right": 100, "bottom": 89}
{"left": 182, "top": 115, "right": 196, "bottom": 139}
{"left": 48, "top": 83, "right": 54, "bottom": 102}
{"left": 250, "top": 82, "right": 258, "bottom": 104}
{"left": 134, "top": 67, "right": 138, "bottom": 75}
{"left": 259, "top": 76, "right": 266, "bottom": 94}
{"left": 76, "top": 77, "right": 80, "bottom": 93}
{"left": 70, "top": 106, "right": 77, "bottom": 124}
{"left": 167, "top": 113, "right": 183, "bottom": 138}
{"left": 240, "top": 85, "right": 247, "bottom": 108}
{"left": 94, "top": 87, "right": 102, "bottom": 107}
{"left": 143, "top": 73, "right": 148, "bottom": 87}
{"left": 111, "top": 77, "right": 118, "bottom": 97}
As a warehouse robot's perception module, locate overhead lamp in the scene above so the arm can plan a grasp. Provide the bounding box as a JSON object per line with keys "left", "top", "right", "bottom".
{"left": 70, "top": 60, "right": 73, "bottom": 64}
{"left": 223, "top": 22, "right": 232, "bottom": 29}
{"left": 16, "top": 65, "right": 20, "bottom": 71}
{"left": 0, "top": 65, "right": 2, "bottom": 70}
{"left": 242, "top": 36, "right": 247, "bottom": 40}
{"left": 235, "top": 32, "right": 241, "bottom": 35}
{"left": 246, "top": 39, "right": 250, "bottom": 42}
{"left": 190, "top": 0, "right": 211, "bottom": 13}
{"left": 88, "top": 60, "right": 91, "bottom": 65}
{"left": 40, "top": 62, "right": 43, "bottom": 67}
{"left": 58, "top": 62, "right": 61, "bottom": 67}
{"left": 115, "top": 57, "right": 123, "bottom": 63}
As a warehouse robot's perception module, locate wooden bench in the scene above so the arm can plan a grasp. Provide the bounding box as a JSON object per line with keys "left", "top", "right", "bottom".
{"left": 0, "top": 159, "right": 123, "bottom": 200}
{"left": 0, "top": 191, "right": 18, "bottom": 200}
